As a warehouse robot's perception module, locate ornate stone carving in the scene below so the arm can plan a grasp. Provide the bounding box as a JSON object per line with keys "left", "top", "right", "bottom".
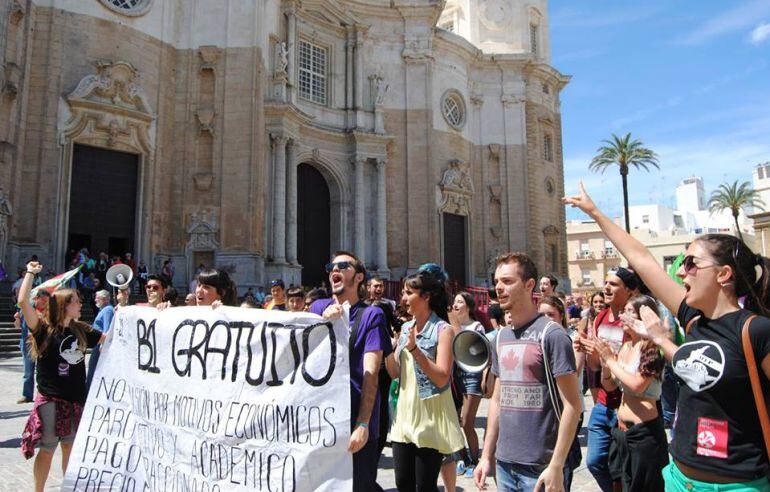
{"left": 68, "top": 61, "right": 152, "bottom": 114}
{"left": 193, "top": 173, "right": 214, "bottom": 191}
{"left": 369, "top": 71, "right": 389, "bottom": 107}
{"left": 187, "top": 209, "right": 220, "bottom": 251}
{"left": 402, "top": 36, "right": 433, "bottom": 62}
{"left": 0, "top": 185, "right": 12, "bottom": 263}
{"left": 2, "top": 62, "right": 21, "bottom": 98}
{"left": 9, "top": 0, "right": 25, "bottom": 26}
{"left": 542, "top": 224, "right": 559, "bottom": 236}
{"left": 274, "top": 42, "right": 289, "bottom": 75}
{"left": 195, "top": 107, "right": 215, "bottom": 135}
{"left": 198, "top": 46, "right": 221, "bottom": 72}
{"left": 61, "top": 60, "right": 155, "bottom": 154}
{"left": 488, "top": 184, "right": 502, "bottom": 204}
{"left": 438, "top": 159, "right": 474, "bottom": 216}
{"left": 488, "top": 143, "right": 501, "bottom": 160}
{"left": 501, "top": 94, "right": 523, "bottom": 107}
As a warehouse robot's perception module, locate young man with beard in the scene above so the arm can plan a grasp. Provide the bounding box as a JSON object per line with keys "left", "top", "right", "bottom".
{"left": 577, "top": 266, "right": 637, "bottom": 492}
{"left": 474, "top": 253, "right": 581, "bottom": 492}
{"left": 309, "top": 251, "right": 392, "bottom": 492}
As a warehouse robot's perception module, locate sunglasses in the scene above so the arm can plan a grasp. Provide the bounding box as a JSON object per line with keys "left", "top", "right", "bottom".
{"left": 325, "top": 261, "right": 353, "bottom": 273}
{"left": 682, "top": 255, "right": 718, "bottom": 275}
{"left": 145, "top": 284, "right": 162, "bottom": 291}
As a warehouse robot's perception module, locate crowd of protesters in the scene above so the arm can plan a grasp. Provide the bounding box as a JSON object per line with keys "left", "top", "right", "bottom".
{"left": 9, "top": 182, "right": 770, "bottom": 492}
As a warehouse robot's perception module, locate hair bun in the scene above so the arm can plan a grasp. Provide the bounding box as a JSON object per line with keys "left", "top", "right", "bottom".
{"left": 417, "top": 263, "right": 449, "bottom": 284}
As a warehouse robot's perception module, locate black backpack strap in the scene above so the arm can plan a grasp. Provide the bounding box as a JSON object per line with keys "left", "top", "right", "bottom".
{"left": 349, "top": 301, "right": 367, "bottom": 354}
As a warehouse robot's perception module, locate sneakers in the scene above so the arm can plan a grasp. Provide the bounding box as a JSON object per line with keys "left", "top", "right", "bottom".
{"left": 464, "top": 465, "right": 476, "bottom": 478}
{"left": 16, "top": 397, "right": 32, "bottom": 404}
{"left": 455, "top": 460, "right": 466, "bottom": 476}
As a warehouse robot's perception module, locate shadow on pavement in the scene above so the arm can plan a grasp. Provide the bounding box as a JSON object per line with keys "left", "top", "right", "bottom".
{"left": 0, "top": 410, "right": 29, "bottom": 420}
{"left": 0, "top": 437, "right": 21, "bottom": 448}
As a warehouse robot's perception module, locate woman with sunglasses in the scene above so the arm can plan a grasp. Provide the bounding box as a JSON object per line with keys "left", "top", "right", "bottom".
{"left": 565, "top": 183, "right": 770, "bottom": 491}
{"left": 385, "top": 264, "right": 465, "bottom": 492}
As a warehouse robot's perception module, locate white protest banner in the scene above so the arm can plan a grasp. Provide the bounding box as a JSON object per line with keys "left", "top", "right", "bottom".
{"left": 61, "top": 306, "right": 352, "bottom": 492}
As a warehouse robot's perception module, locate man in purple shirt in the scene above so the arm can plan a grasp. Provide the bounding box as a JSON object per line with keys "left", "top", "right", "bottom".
{"left": 310, "top": 251, "right": 392, "bottom": 492}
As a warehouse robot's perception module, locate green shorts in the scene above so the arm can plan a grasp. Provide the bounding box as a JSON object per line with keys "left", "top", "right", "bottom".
{"left": 664, "top": 462, "right": 770, "bottom": 492}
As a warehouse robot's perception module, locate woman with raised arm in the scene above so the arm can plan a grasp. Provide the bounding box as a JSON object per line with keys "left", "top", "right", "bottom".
{"left": 17, "top": 262, "right": 104, "bottom": 492}
{"left": 565, "top": 183, "right": 770, "bottom": 491}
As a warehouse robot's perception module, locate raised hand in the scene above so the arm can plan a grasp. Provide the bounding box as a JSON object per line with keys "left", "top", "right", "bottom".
{"left": 26, "top": 261, "right": 42, "bottom": 275}
{"left": 562, "top": 181, "right": 598, "bottom": 216}
{"left": 639, "top": 305, "right": 671, "bottom": 344}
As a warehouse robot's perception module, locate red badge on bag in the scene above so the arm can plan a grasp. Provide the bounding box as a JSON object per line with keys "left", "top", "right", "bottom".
{"left": 696, "top": 417, "right": 728, "bottom": 459}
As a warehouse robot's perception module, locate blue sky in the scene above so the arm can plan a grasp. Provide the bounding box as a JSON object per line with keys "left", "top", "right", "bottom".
{"left": 551, "top": 0, "right": 770, "bottom": 220}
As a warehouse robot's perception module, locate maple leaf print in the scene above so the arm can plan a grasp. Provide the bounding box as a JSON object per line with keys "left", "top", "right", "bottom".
{"left": 501, "top": 348, "right": 520, "bottom": 371}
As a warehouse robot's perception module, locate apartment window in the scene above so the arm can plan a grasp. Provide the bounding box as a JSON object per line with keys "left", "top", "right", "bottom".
{"left": 759, "top": 167, "right": 765, "bottom": 179}
{"left": 530, "top": 24, "right": 539, "bottom": 54}
{"left": 298, "top": 40, "right": 327, "bottom": 105}
{"left": 542, "top": 83, "right": 550, "bottom": 94}
{"left": 642, "top": 215, "right": 650, "bottom": 224}
{"left": 582, "top": 269, "right": 592, "bottom": 285}
{"left": 543, "top": 133, "right": 553, "bottom": 162}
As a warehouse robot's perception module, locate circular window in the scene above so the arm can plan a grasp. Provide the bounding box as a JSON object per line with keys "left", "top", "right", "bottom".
{"left": 441, "top": 90, "right": 466, "bottom": 130}
{"left": 99, "top": 0, "right": 152, "bottom": 16}
{"left": 545, "top": 177, "right": 555, "bottom": 196}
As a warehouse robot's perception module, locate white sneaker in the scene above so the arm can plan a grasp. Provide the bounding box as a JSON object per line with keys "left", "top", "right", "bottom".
{"left": 455, "top": 460, "right": 466, "bottom": 476}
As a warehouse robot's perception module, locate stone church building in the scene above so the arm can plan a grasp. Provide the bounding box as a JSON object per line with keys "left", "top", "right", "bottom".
{"left": 0, "top": 0, "right": 569, "bottom": 290}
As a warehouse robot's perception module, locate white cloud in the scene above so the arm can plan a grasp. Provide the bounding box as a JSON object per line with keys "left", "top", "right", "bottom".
{"left": 750, "top": 22, "right": 770, "bottom": 44}
{"left": 678, "top": 0, "right": 770, "bottom": 45}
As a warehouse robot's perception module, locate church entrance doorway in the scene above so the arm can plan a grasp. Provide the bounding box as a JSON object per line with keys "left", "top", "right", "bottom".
{"left": 443, "top": 212, "right": 467, "bottom": 286}
{"left": 67, "top": 144, "right": 139, "bottom": 260}
{"left": 297, "top": 163, "right": 331, "bottom": 287}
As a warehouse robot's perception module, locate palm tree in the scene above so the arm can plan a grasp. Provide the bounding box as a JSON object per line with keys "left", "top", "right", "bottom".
{"left": 708, "top": 180, "right": 765, "bottom": 240}
{"left": 589, "top": 133, "right": 659, "bottom": 232}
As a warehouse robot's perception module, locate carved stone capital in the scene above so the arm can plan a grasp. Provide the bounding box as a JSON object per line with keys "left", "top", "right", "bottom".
{"left": 195, "top": 107, "right": 216, "bottom": 136}
{"left": 9, "top": 0, "right": 25, "bottom": 25}
{"left": 193, "top": 173, "right": 214, "bottom": 191}
{"left": 198, "top": 46, "right": 221, "bottom": 72}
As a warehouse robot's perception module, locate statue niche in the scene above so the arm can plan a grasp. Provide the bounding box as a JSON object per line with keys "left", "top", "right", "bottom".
{"left": 437, "top": 159, "right": 474, "bottom": 216}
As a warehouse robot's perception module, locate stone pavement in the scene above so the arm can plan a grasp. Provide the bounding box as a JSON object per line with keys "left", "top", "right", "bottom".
{"left": 0, "top": 356, "right": 600, "bottom": 491}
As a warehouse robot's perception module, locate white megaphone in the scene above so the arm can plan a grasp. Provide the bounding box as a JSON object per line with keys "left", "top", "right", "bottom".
{"left": 452, "top": 330, "right": 496, "bottom": 373}
{"left": 106, "top": 264, "right": 133, "bottom": 290}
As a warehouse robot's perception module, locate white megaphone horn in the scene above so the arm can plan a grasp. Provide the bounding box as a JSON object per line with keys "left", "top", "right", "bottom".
{"left": 452, "top": 330, "right": 496, "bottom": 373}
{"left": 106, "top": 264, "right": 133, "bottom": 290}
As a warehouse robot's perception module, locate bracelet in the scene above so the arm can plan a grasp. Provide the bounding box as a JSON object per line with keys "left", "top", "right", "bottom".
{"left": 356, "top": 422, "right": 369, "bottom": 429}
{"left": 407, "top": 346, "right": 417, "bottom": 353}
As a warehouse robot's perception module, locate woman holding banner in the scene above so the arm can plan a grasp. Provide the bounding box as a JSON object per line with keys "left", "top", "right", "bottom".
{"left": 195, "top": 268, "right": 237, "bottom": 307}
{"left": 17, "top": 262, "right": 104, "bottom": 492}
{"left": 385, "top": 264, "right": 465, "bottom": 492}
{"left": 565, "top": 183, "right": 770, "bottom": 491}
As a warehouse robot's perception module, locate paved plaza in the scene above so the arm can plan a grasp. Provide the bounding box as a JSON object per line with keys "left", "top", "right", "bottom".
{"left": 0, "top": 356, "right": 599, "bottom": 491}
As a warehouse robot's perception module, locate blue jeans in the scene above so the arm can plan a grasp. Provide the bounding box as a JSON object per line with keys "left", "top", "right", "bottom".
{"left": 21, "top": 346, "right": 35, "bottom": 400}
{"left": 496, "top": 460, "right": 570, "bottom": 492}
{"left": 587, "top": 402, "right": 617, "bottom": 492}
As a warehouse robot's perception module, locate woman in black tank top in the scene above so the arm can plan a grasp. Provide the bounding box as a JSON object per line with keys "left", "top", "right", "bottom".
{"left": 565, "top": 184, "right": 770, "bottom": 489}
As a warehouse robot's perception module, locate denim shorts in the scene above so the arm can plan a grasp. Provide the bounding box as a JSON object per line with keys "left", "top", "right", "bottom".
{"left": 455, "top": 369, "right": 483, "bottom": 396}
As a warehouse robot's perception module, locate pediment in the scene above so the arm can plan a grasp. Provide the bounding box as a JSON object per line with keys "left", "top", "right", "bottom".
{"left": 66, "top": 60, "right": 154, "bottom": 120}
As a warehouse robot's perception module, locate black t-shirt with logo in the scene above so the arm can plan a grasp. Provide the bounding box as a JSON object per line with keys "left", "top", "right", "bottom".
{"left": 35, "top": 322, "right": 102, "bottom": 403}
{"left": 673, "top": 301, "right": 770, "bottom": 479}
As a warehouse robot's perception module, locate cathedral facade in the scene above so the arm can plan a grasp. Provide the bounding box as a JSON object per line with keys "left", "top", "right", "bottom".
{"left": 0, "top": 0, "right": 569, "bottom": 290}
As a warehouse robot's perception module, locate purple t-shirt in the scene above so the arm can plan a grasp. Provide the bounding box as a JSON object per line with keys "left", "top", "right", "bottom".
{"left": 310, "top": 298, "right": 392, "bottom": 440}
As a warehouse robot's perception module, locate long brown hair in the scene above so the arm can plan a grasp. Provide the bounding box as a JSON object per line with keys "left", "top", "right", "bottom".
{"left": 697, "top": 234, "right": 770, "bottom": 317}
{"left": 27, "top": 289, "right": 90, "bottom": 361}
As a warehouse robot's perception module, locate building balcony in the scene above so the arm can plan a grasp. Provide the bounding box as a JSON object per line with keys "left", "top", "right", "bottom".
{"left": 571, "top": 249, "right": 621, "bottom": 262}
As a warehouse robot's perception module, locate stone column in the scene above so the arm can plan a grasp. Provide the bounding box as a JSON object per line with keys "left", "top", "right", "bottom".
{"left": 286, "top": 140, "right": 298, "bottom": 264}
{"left": 354, "top": 157, "right": 366, "bottom": 261}
{"left": 272, "top": 134, "right": 288, "bottom": 263}
{"left": 376, "top": 158, "right": 388, "bottom": 271}
{"left": 285, "top": 5, "right": 297, "bottom": 103}
{"left": 345, "top": 34, "right": 354, "bottom": 109}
